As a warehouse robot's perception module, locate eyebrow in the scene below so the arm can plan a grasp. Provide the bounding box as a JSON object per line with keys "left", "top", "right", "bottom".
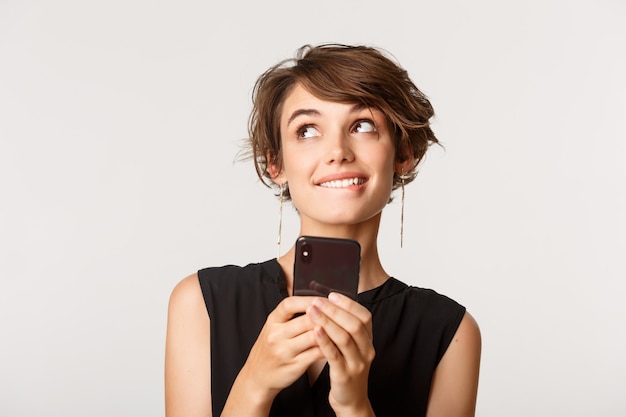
{"left": 286, "top": 103, "right": 368, "bottom": 126}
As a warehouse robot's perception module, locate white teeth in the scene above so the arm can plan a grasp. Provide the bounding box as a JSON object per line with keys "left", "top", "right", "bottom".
{"left": 319, "top": 178, "right": 364, "bottom": 188}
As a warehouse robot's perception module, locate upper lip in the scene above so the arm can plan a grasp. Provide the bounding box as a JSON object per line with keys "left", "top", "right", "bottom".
{"left": 315, "top": 172, "right": 368, "bottom": 186}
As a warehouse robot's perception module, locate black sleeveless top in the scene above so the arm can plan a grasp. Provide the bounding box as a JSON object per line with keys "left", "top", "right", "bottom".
{"left": 198, "top": 259, "right": 465, "bottom": 417}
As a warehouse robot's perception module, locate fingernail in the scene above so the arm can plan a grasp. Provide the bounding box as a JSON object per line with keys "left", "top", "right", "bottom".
{"left": 312, "top": 297, "right": 326, "bottom": 309}
{"left": 315, "top": 326, "right": 325, "bottom": 337}
{"left": 308, "top": 305, "right": 320, "bottom": 318}
{"left": 328, "top": 292, "right": 341, "bottom": 303}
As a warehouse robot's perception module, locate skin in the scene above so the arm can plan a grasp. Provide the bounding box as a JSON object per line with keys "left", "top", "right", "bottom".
{"left": 164, "top": 84, "right": 481, "bottom": 417}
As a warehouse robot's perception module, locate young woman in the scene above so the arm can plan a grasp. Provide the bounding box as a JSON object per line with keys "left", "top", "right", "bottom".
{"left": 165, "top": 44, "right": 481, "bottom": 417}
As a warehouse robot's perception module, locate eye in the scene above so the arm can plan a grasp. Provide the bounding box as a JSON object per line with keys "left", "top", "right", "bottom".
{"left": 352, "top": 120, "right": 377, "bottom": 133}
{"left": 297, "top": 125, "right": 321, "bottom": 139}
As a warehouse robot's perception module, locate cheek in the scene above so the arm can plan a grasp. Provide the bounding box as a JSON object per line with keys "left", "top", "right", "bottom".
{"left": 281, "top": 158, "right": 303, "bottom": 184}
{"left": 378, "top": 153, "right": 397, "bottom": 195}
{"left": 281, "top": 145, "right": 318, "bottom": 179}
{"left": 377, "top": 151, "right": 396, "bottom": 179}
{"left": 280, "top": 160, "right": 309, "bottom": 205}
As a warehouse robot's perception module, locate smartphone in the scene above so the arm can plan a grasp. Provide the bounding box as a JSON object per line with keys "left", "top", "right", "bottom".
{"left": 292, "top": 236, "right": 361, "bottom": 300}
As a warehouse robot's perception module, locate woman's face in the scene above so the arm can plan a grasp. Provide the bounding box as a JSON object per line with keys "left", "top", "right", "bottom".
{"left": 274, "top": 84, "right": 399, "bottom": 230}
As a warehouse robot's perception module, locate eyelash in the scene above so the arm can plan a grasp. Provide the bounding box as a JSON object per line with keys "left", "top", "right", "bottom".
{"left": 296, "top": 124, "right": 318, "bottom": 139}
{"left": 295, "top": 119, "right": 377, "bottom": 139}
{"left": 352, "top": 119, "right": 377, "bottom": 133}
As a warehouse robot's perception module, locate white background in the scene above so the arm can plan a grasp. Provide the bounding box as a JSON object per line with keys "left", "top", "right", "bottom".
{"left": 1, "top": 0, "right": 625, "bottom": 416}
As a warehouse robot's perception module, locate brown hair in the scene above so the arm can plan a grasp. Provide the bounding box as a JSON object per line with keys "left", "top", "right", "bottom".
{"left": 247, "top": 43, "right": 439, "bottom": 199}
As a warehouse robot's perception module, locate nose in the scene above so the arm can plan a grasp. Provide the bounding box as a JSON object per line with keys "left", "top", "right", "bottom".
{"left": 325, "top": 130, "right": 355, "bottom": 164}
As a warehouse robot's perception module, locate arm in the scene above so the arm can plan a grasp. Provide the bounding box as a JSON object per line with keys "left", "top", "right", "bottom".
{"left": 165, "top": 273, "right": 213, "bottom": 417}
{"left": 426, "top": 312, "right": 482, "bottom": 417}
{"left": 165, "top": 274, "right": 322, "bottom": 417}
{"left": 221, "top": 296, "right": 323, "bottom": 416}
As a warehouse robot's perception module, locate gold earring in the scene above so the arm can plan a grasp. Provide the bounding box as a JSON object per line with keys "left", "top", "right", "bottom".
{"left": 277, "top": 183, "right": 285, "bottom": 258}
{"left": 400, "top": 169, "right": 407, "bottom": 248}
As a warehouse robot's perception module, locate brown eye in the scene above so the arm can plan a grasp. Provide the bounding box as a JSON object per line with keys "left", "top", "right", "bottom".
{"left": 297, "top": 125, "right": 321, "bottom": 139}
{"left": 353, "top": 120, "right": 376, "bottom": 133}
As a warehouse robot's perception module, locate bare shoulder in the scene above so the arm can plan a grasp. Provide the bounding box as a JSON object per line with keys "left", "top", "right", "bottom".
{"left": 426, "top": 311, "right": 482, "bottom": 417}
{"left": 168, "top": 273, "right": 206, "bottom": 312}
{"left": 452, "top": 311, "right": 481, "bottom": 349}
{"left": 165, "top": 273, "right": 212, "bottom": 417}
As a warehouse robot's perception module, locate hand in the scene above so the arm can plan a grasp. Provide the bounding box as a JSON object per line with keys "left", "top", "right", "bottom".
{"left": 235, "top": 296, "right": 324, "bottom": 406}
{"left": 306, "top": 292, "right": 376, "bottom": 416}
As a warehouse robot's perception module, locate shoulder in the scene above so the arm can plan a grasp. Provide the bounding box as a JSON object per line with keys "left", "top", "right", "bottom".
{"left": 396, "top": 282, "right": 466, "bottom": 323}
{"left": 196, "top": 259, "right": 285, "bottom": 320}
{"left": 165, "top": 273, "right": 213, "bottom": 416}
{"left": 407, "top": 286, "right": 468, "bottom": 354}
{"left": 454, "top": 311, "right": 481, "bottom": 347}
{"left": 405, "top": 284, "right": 463, "bottom": 306}
{"left": 442, "top": 310, "right": 481, "bottom": 360}
{"left": 365, "top": 278, "right": 465, "bottom": 323}
{"left": 168, "top": 272, "right": 206, "bottom": 319}
{"left": 197, "top": 259, "right": 278, "bottom": 287}
{"left": 427, "top": 311, "right": 481, "bottom": 416}
{"left": 379, "top": 281, "right": 468, "bottom": 361}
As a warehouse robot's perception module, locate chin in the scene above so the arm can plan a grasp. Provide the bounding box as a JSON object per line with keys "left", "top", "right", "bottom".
{"left": 294, "top": 196, "right": 388, "bottom": 226}
{"left": 308, "top": 208, "right": 383, "bottom": 227}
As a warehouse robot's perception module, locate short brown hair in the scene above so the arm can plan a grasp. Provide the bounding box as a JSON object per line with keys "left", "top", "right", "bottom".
{"left": 247, "top": 44, "right": 439, "bottom": 199}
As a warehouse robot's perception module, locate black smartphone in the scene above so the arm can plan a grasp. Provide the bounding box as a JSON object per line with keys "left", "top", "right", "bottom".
{"left": 292, "top": 236, "right": 361, "bottom": 300}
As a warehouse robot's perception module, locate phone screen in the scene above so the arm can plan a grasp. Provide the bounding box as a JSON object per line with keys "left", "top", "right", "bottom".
{"left": 292, "top": 236, "right": 361, "bottom": 300}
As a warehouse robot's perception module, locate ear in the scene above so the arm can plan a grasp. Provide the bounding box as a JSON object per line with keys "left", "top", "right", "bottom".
{"left": 395, "top": 147, "right": 415, "bottom": 176}
{"left": 267, "top": 154, "right": 286, "bottom": 185}
{"left": 395, "top": 159, "right": 414, "bottom": 176}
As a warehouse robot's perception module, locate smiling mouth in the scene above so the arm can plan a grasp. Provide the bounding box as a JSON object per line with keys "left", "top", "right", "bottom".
{"left": 318, "top": 177, "right": 366, "bottom": 188}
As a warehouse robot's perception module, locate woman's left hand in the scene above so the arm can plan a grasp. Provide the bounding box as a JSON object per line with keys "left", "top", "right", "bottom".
{"left": 306, "top": 292, "right": 376, "bottom": 417}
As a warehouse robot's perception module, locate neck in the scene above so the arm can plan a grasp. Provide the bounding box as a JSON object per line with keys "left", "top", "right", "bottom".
{"left": 277, "top": 212, "right": 390, "bottom": 294}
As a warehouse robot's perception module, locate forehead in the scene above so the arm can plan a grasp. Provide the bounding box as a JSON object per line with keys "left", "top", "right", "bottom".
{"left": 280, "top": 84, "right": 383, "bottom": 125}
{"left": 281, "top": 84, "right": 326, "bottom": 113}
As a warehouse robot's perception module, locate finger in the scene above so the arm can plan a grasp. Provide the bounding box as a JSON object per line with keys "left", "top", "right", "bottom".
{"left": 313, "top": 325, "right": 343, "bottom": 364}
{"left": 262, "top": 312, "right": 319, "bottom": 355}
{"left": 269, "top": 296, "right": 319, "bottom": 323}
{"left": 294, "top": 338, "right": 325, "bottom": 363}
{"left": 273, "top": 327, "right": 322, "bottom": 360}
{"left": 257, "top": 317, "right": 322, "bottom": 368}
{"left": 312, "top": 297, "right": 372, "bottom": 354}
{"left": 328, "top": 292, "right": 373, "bottom": 338}
{"left": 280, "top": 312, "right": 318, "bottom": 339}
{"left": 307, "top": 302, "right": 361, "bottom": 362}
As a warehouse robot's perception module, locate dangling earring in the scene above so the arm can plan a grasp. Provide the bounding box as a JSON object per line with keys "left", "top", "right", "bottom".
{"left": 400, "top": 169, "right": 407, "bottom": 248}
{"left": 277, "top": 183, "right": 286, "bottom": 258}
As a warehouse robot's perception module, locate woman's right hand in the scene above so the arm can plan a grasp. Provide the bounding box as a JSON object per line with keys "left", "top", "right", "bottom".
{"left": 221, "top": 296, "right": 323, "bottom": 415}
